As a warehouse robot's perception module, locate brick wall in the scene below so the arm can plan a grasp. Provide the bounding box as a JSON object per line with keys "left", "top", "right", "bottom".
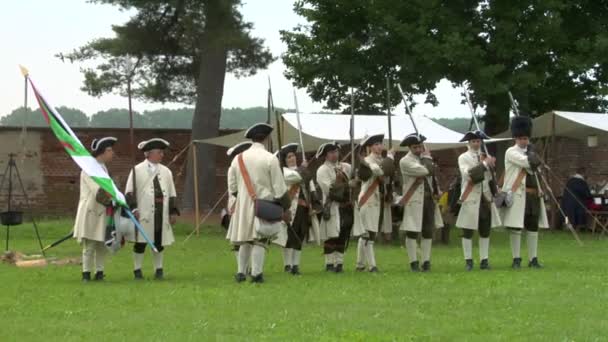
{"left": 0, "top": 126, "right": 605, "bottom": 217}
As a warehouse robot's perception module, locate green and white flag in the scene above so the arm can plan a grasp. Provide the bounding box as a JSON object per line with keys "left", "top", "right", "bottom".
{"left": 22, "top": 67, "right": 126, "bottom": 207}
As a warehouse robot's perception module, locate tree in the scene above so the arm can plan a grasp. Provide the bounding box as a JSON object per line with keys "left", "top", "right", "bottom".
{"left": 90, "top": 108, "right": 146, "bottom": 128}
{"left": 143, "top": 108, "right": 193, "bottom": 129}
{"left": 1, "top": 106, "right": 89, "bottom": 127}
{"left": 282, "top": 0, "right": 608, "bottom": 134}
{"left": 62, "top": 0, "right": 274, "bottom": 209}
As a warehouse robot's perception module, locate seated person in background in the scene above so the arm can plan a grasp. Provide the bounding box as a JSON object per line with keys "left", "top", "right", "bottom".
{"left": 560, "top": 167, "right": 593, "bottom": 230}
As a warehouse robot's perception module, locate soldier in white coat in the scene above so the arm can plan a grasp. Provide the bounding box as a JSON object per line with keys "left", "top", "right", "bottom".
{"left": 125, "top": 138, "right": 179, "bottom": 280}
{"left": 355, "top": 134, "right": 394, "bottom": 272}
{"left": 456, "top": 130, "right": 502, "bottom": 271}
{"left": 398, "top": 133, "right": 443, "bottom": 272}
{"left": 274, "top": 143, "right": 319, "bottom": 275}
{"left": 228, "top": 123, "right": 290, "bottom": 283}
{"left": 223, "top": 142, "right": 253, "bottom": 268}
{"left": 316, "top": 142, "right": 353, "bottom": 273}
{"left": 502, "top": 116, "right": 547, "bottom": 269}
{"left": 73, "top": 137, "right": 117, "bottom": 282}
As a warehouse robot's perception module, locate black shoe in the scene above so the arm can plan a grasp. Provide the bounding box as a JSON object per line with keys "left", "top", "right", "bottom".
{"left": 528, "top": 257, "right": 543, "bottom": 269}
{"left": 369, "top": 266, "right": 379, "bottom": 273}
{"left": 422, "top": 261, "right": 431, "bottom": 272}
{"left": 290, "top": 265, "right": 301, "bottom": 275}
{"left": 284, "top": 265, "right": 292, "bottom": 273}
{"left": 134, "top": 269, "right": 144, "bottom": 280}
{"left": 251, "top": 273, "right": 264, "bottom": 283}
{"left": 94, "top": 271, "right": 105, "bottom": 281}
{"left": 154, "top": 268, "right": 164, "bottom": 280}
{"left": 355, "top": 266, "right": 366, "bottom": 272}
{"left": 82, "top": 272, "right": 91, "bottom": 283}
{"left": 334, "top": 264, "right": 344, "bottom": 273}
{"left": 410, "top": 261, "right": 420, "bottom": 272}
{"left": 512, "top": 258, "right": 522, "bottom": 269}
{"left": 235, "top": 272, "right": 247, "bottom": 283}
{"left": 480, "top": 259, "right": 491, "bottom": 270}
{"left": 325, "top": 264, "right": 335, "bottom": 272}
{"left": 465, "top": 259, "right": 473, "bottom": 271}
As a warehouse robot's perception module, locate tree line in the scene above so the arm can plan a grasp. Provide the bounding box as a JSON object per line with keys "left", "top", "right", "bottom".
{"left": 1, "top": 106, "right": 472, "bottom": 133}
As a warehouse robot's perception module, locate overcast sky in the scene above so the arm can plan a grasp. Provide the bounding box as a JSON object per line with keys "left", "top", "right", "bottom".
{"left": 0, "top": 0, "right": 471, "bottom": 118}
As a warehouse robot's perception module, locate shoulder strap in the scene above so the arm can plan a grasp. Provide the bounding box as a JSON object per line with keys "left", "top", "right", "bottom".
{"left": 399, "top": 177, "right": 423, "bottom": 206}
{"left": 358, "top": 179, "right": 381, "bottom": 207}
{"left": 288, "top": 184, "right": 300, "bottom": 200}
{"left": 460, "top": 180, "right": 475, "bottom": 202}
{"left": 511, "top": 168, "right": 527, "bottom": 192}
{"left": 237, "top": 154, "right": 256, "bottom": 200}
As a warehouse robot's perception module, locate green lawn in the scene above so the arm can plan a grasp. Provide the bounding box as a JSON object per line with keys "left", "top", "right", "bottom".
{"left": 1, "top": 220, "right": 607, "bottom": 341}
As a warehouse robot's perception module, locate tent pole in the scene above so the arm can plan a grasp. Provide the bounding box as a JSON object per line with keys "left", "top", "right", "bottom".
{"left": 192, "top": 143, "right": 200, "bottom": 236}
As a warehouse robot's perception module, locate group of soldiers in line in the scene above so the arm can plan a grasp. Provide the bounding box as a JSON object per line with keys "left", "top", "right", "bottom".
{"left": 71, "top": 114, "right": 546, "bottom": 283}
{"left": 224, "top": 115, "right": 547, "bottom": 283}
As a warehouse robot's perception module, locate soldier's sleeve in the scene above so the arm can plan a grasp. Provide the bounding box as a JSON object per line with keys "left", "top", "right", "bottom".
{"left": 284, "top": 168, "right": 303, "bottom": 185}
{"left": 227, "top": 163, "right": 238, "bottom": 197}
{"left": 124, "top": 170, "right": 137, "bottom": 209}
{"left": 270, "top": 155, "right": 288, "bottom": 199}
{"left": 400, "top": 156, "right": 430, "bottom": 177}
{"left": 168, "top": 169, "right": 180, "bottom": 216}
{"left": 316, "top": 166, "right": 331, "bottom": 196}
{"left": 95, "top": 188, "right": 113, "bottom": 207}
{"left": 506, "top": 148, "right": 531, "bottom": 169}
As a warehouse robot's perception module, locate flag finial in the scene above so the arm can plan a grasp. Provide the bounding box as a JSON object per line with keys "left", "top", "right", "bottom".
{"left": 19, "top": 65, "right": 29, "bottom": 77}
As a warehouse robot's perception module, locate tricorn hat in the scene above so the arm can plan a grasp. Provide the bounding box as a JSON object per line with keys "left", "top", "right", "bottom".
{"left": 315, "top": 141, "right": 340, "bottom": 159}
{"left": 400, "top": 133, "right": 427, "bottom": 147}
{"left": 226, "top": 141, "right": 252, "bottom": 159}
{"left": 360, "top": 133, "right": 384, "bottom": 147}
{"left": 91, "top": 137, "right": 117, "bottom": 157}
{"left": 459, "top": 130, "right": 490, "bottom": 142}
{"left": 137, "top": 138, "right": 170, "bottom": 151}
{"left": 244, "top": 123, "right": 273, "bottom": 140}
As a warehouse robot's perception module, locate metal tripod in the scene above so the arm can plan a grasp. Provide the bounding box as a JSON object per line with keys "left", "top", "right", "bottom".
{"left": 0, "top": 153, "right": 45, "bottom": 256}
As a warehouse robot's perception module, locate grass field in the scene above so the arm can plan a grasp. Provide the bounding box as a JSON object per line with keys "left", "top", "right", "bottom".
{"left": 1, "top": 220, "right": 608, "bottom": 341}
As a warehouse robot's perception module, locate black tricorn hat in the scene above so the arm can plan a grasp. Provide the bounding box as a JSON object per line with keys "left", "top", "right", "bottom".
{"left": 400, "top": 133, "right": 427, "bottom": 147}
{"left": 226, "top": 141, "right": 252, "bottom": 159}
{"left": 511, "top": 116, "right": 533, "bottom": 138}
{"left": 316, "top": 141, "right": 340, "bottom": 159}
{"left": 279, "top": 143, "right": 299, "bottom": 159}
{"left": 244, "top": 123, "right": 273, "bottom": 140}
{"left": 138, "top": 138, "right": 170, "bottom": 152}
{"left": 460, "top": 130, "right": 490, "bottom": 142}
{"left": 360, "top": 133, "right": 384, "bottom": 147}
{"left": 91, "top": 137, "right": 117, "bottom": 157}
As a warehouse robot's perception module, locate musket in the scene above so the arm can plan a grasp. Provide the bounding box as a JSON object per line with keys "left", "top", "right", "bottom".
{"left": 293, "top": 88, "right": 306, "bottom": 161}
{"left": 463, "top": 88, "right": 499, "bottom": 197}
{"left": 397, "top": 83, "right": 440, "bottom": 196}
{"left": 267, "top": 77, "right": 275, "bottom": 152}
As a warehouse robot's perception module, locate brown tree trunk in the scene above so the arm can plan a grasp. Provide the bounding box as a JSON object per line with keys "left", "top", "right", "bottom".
{"left": 182, "top": 0, "right": 231, "bottom": 211}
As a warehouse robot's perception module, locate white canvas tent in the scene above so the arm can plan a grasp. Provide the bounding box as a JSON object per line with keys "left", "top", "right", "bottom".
{"left": 197, "top": 112, "right": 506, "bottom": 151}
{"left": 497, "top": 111, "right": 608, "bottom": 143}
